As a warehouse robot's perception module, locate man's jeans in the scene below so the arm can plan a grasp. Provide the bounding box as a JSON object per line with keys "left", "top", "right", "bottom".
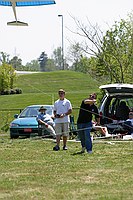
{"left": 77, "top": 122, "right": 92, "bottom": 152}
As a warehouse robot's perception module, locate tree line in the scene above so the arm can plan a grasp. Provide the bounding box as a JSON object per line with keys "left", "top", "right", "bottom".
{"left": 69, "top": 13, "right": 133, "bottom": 83}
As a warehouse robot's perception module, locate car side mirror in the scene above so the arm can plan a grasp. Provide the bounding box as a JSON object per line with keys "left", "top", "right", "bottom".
{"left": 14, "top": 114, "right": 19, "bottom": 118}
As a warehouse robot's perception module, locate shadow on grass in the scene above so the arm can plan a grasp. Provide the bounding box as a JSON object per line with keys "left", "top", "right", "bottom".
{"left": 71, "top": 151, "right": 85, "bottom": 156}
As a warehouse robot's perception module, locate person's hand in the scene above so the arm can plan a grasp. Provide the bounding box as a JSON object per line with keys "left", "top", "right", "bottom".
{"left": 45, "top": 123, "right": 48, "bottom": 128}
{"left": 55, "top": 114, "right": 61, "bottom": 118}
{"left": 95, "top": 122, "right": 100, "bottom": 126}
{"left": 60, "top": 114, "right": 64, "bottom": 118}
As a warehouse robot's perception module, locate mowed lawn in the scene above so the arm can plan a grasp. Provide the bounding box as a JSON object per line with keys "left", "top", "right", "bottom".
{"left": 0, "top": 71, "right": 101, "bottom": 109}
{"left": 0, "top": 137, "right": 133, "bottom": 200}
{"left": 0, "top": 71, "right": 133, "bottom": 199}
{"left": 0, "top": 71, "right": 101, "bottom": 129}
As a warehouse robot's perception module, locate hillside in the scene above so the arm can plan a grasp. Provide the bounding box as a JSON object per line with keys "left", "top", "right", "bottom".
{"left": 0, "top": 71, "right": 103, "bottom": 132}
{"left": 0, "top": 71, "right": 101, "bottom": 109}
{"left": 15, "top": 71, "right": 99, "bottom": 93}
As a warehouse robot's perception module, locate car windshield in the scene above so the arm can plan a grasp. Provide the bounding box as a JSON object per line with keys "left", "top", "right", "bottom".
{"left": 19, "top": 106, "right": 53, "bottom": 118}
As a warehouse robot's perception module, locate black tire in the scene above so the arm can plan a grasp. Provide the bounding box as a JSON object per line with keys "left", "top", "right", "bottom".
{"left": 10, "top": 132, "right": 19, "bottom": 139}
{"left": 38, "top": 128, "right": 43, "bottom": 136}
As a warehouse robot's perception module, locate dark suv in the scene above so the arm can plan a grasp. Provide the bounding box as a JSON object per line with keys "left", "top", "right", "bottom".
{"left": 99, "top": 84, "right": 133, "bottom": 125}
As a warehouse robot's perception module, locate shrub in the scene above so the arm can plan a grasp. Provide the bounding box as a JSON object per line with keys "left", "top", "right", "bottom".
{"left": 15, "top": 88, "right": 22, "bottom": 94}
{"left": 10, "top": 89, "right": 16, "bottom": 94}
{"left": 1, "top": 89, "right": 10, "bottom": 95}
{"left": 0, "top": 63, "right": 17, "bottom": 93}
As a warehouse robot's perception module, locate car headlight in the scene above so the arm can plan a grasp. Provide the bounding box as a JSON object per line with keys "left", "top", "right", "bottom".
{"left": 10, "top": 123, "right": 19, "bottom": 127}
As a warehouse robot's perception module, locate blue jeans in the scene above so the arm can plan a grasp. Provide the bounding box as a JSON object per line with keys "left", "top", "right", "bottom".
{"left": 77, "top": 122, "right": 92, "bottom": 152}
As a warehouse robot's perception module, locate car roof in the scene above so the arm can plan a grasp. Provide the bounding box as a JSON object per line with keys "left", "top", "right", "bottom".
{"left": 27, "top": 105, "right": 53, "bottom": 108}
{"left": 99, "top": 83, "right": 133, "bottom": 95}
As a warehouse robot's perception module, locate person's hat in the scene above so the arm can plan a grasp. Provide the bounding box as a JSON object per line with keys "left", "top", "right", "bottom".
{"left": 58, "top": 89, "right": 65, "bottom": 94}
{"left": 39, "top": 106, "right": 47, "bottom": 111}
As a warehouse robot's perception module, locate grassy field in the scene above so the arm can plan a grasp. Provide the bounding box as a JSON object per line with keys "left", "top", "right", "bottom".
{"left": 0, "top": 71, "right": 133, "bottom": 199}
{"left": 0, "top": 71, "right": 101, "bottom": 108}
{"left": 0, "top": 136, "right": 133, "bottom": 200}
{"left": 0, "top": 71, "right": 101, "bottom": 131}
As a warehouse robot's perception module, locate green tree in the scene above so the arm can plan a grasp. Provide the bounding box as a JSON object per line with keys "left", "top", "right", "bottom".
{"left": 45, "top": 59, "right": 56, "bottom": 71}
{"left": 25, "top": 60, "right": 40, "bottom": 71}
{"left": 0, "top": 52, "right": 10, "bottom": 64}
{"left": 75, "top": 56, "right": 89, "bottom": 73}
{"left": 99, "top": 18, "right": 133, "bottom": 83}
{"left": 52, "top": 47, "right": 62, "bottom": 70}
{"left": 70, "top": 14, "right": 133, "bottom": 83}
{"left": 0, "top": 63, "right": 16, "bottom": 93}
{"left": 38, "top": 52, "right": 48, "bottom": 72}
{"left": 9, "top": 56, "right": 22, "bottom": 70}
{"left": 68, "top": 42, "right": 84, "bottom": 71}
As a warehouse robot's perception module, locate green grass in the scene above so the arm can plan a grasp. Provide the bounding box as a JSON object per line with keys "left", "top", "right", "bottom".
{"left": 0, "top": 71, "right": 101, "bottom": 128}
{"left": 0, "top": 71, "right": 133, "bottom": 199}
{"left": 0, "top": 137, "right": 133, "bottom": 200}
{"left": 15, "top": 71, "right": 99, "bottom": 94}
{"left": 0, "top": 71, "right": 101, "bottom": 108}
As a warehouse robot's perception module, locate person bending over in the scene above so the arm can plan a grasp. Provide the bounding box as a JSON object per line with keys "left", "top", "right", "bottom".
{"left": 77, "top": 93, "right": 100, "bottom": 154}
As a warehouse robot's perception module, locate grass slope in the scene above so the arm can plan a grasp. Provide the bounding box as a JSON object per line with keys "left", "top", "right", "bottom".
{"left": 0, "top": 71, "right": 101, "bottom": 131}
{"left": 15, "top": 71, "right": 99, "bottom": 93}
{"left": 0, "top": 71, "right": 100, "bottom": 109}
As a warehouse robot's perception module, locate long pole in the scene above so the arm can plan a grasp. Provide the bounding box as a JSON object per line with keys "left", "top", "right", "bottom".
{"left": 58, "top": 15, "right": 64, "bottom": 70}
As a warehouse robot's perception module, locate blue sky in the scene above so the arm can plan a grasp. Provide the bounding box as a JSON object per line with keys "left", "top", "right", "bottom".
{"left": 0, "top": 0, "right": 132, "bottom": 64}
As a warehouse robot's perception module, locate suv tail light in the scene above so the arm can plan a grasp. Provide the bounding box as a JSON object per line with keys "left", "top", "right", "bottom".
{"left": 99, "top": 111, "right": 103, "bottom": 117}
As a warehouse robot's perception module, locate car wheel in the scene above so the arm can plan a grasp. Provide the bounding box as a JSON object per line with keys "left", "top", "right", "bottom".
{"left": 10, "top": 132, "right": 19, "bottom": 139}
{"left": 38, "top": 128, "right": 42, "bottom": 136}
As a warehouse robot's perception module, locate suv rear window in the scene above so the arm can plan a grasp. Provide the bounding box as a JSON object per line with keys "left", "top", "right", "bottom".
{"left": 100, "top": 95, "right": 133, "bottom": 124}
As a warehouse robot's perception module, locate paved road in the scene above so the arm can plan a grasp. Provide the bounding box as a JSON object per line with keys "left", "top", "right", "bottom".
{"left": 15, "top": 70, "right": 40, "bottom": 75}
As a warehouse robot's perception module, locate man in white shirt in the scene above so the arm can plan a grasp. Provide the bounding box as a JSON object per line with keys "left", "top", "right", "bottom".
{"left": 53, "top": 89, "right": 72, "bottom": 151}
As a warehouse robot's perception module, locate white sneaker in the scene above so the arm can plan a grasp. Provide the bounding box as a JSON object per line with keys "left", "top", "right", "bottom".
{"left": 87, "top": 151, "right": 93, "bottom": 154}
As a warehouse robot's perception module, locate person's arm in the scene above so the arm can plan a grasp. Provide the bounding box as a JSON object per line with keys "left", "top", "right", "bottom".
{"left": 53, "top": 110, "right": 57, "bottom": 117}
{"left": 95, "top": 117, "right": 100, "bottom": 125}
{"left": 84, "top": 99, "right": 96, "bottom": 104}
{"left": 60, "top": 108, "right": 72, "bottom": 118}
{"left": 94, "top": 106, "right": 100, "bottom": 125}
{"left": 37, "top": 119, "right": 48, "bottom": 127}
{"left": 64, "top": 108, "right": 72, "bottom": 116}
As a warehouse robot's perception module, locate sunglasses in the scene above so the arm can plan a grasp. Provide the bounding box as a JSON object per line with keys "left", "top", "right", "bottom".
{"left": 59, "top": 92, "right": 65, "bottom": 94}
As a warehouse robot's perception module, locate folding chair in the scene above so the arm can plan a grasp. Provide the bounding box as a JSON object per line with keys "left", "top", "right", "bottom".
{"left": 69, "top": 115, "right": 78, "bottom": 137}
